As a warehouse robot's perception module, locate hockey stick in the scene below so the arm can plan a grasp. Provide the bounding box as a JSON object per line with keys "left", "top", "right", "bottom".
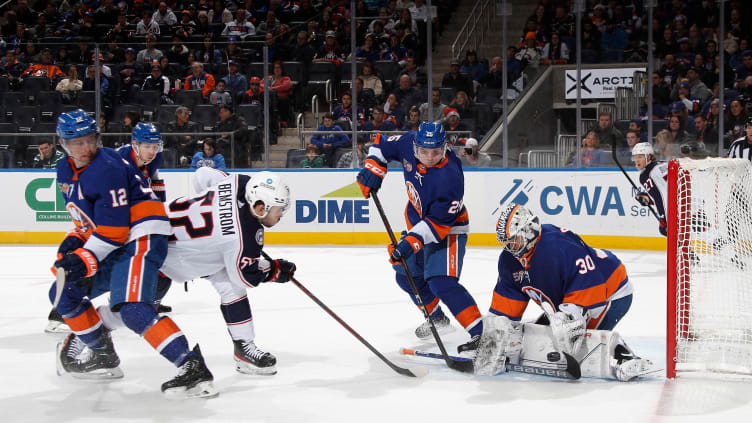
{"left": 610, "top": 138, "right": 662, "bottom": 222}
{"left": 371, "top": 192, "right": 474, "bottom": 374}
{"left": 260, "top": 251, "right": 428, "bottom": 378}
{"left": 400, "top": 348, "right": 581, "bottom": 380}
{"left": 52, "top": 267, "right": 66, "bottom": 308}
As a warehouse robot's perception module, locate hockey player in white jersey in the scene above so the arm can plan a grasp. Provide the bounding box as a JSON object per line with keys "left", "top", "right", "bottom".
{"left": 633, "top": 143, "right": 669, "bottom": 236}
{"left": 160, "top": 168, "right": 295, "bottom": 375}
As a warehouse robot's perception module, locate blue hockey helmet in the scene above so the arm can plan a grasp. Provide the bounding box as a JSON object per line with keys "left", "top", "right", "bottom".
{"left": 56, "top": 109, "right": 97, "bottom": 141}
{"left": 415, "top": 121, "right": 447, "bottom": 150}
{"left": 132, "top": 122, "right": 162, "bottom": 145}
{"left": 496, "top": 203, "right": 541, "bottom": 258}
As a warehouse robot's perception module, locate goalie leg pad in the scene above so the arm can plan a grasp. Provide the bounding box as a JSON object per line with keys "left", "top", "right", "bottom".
{"left": 473, "top": 315, "right": 522, "bottom": 376}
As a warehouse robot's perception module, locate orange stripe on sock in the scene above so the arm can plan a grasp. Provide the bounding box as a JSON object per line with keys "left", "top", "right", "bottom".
{"left": 143, "top": 317, "right": 181, "bottom": 350}
{"left": 421, "top": 297, "right": 440, "bottom": 315}
{"left": 455, "top": 305, "right": 482, "bottom": 329}
{"left": 64, "top": 304, "right": 101, "bottom": 332}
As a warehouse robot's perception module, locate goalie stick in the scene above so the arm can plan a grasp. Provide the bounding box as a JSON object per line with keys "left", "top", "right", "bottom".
{"left": 610, "top": 138, "right": 662, "bottom": 222}
{"left": 400, "top": 348, "right": 580, "bottom": 380}
{"left": 371, "top": 193, "right": 474, "bottom": 374}
{"left": 261, "top": 251, "right": 428, "bottom": 378}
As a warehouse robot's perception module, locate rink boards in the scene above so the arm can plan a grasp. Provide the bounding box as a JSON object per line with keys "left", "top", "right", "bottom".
{"left": 0, "top": 168, "right": 666, "bottom": 250}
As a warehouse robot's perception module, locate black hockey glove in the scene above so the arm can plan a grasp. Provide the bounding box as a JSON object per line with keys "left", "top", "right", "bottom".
{"left": 265, "top": 259, "right": 296, "bottom": 283}
{"left": 57, "top": 231, "right": 86, "bottom": 259}
{"left": 54, "top": 248, "right": 98, "bottom": 283}
{"left": 634, "top": 192, "right": 653, "bottom": 207}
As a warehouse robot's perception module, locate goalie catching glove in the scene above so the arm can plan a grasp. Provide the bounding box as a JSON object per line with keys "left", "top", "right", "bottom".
{"left": 356, "top": 157, "right": 387, "bottom": 199}
{"left": 54, "top": 248, "right": 99, "bottom": 283}
{"left": 264, "top": 259, "right": 296, "bottom": 283}
{"left": 548, "top": 303, "right": 588, "bottom": 355}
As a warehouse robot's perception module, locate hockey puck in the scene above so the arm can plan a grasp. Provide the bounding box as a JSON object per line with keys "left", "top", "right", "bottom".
{"left": 547, "top": 352, "right": 561, "bottom": 362}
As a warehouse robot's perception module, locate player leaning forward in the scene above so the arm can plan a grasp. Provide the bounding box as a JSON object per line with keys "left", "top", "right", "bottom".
{"left": 357, "top": 121, "right": 484, "bottom": 352}
{"left": 51, "top": 110, "right": 216, "bottom": 397}
{"left": 472, "top": 203, "right": 657, "bottom": 381}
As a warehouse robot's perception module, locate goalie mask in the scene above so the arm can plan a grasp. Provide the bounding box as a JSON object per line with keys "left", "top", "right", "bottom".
{"left": 496, "top": 203, "right": 541, "bottom": 258}
{"left": 245, "top": 171, "right": 291, "bottom": 219}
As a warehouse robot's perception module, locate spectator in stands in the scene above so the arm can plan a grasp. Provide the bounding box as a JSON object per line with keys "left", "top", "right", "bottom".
{"left": 627, "top": 118, "right": 648, "bottom": 143}
{"left": 442, "top": 58, "right": 474, "bottom": 98}
{"left": 336, "top": 136, "right": 368, "bottom": 168}
{"left": 460, "top": 49, "right": 487, "bottom": 83}
{"left": 402, "top": 106, "right": 421, "bottom": 131}
{"left": 734, "top": 50, "right": 752, "bottom": 85}
{"left": 118, "top": 48, "right": 141, "bottom": 103}
{"left": 354, "top": 77, "right": 377, "bottom": 112}
{"left": 123, "top": 111, "right": 140, "bottom": 136}
{"left": 691, "top": 114, "right": 719, "bottom": 153}
{"left": 215, "top": 104, "right": 250, "bottom": 166}
{"left": 314, "top": 30, "right": 345, "bottom": 65}
{"left": 222, "top": 36, "right": 245, "bottom": 65}
{"left": 623, "top": 32, "right": 649, "bottom": 63}
{"left": 142, "top": 62, "right": 172, "bottom": 104}
{"left": 592, "top": 111, "right": 623, "bottom": 149}
{"left": 103, "top": 37, "right": 125, "bottom": 64}
{"left": 520, "top": 19, "right": 546, "bottom": 46}
{"left": 154, "top": 2, "right": 177, "bottom": 25}
{"left": 174, "top": 10, "right": 198, "bottom": 40}
{"left": 300, "top": 143, "right": 324, "bottom": 168}
{"left": 311, "top": 112, "right": 350, "bottom": 166}
{"left": 0, "top": 50, "right": 25, "bottom": 87}
{"left": 257, "top": 9, "right": 281, "bottom": 35}
{"left": 580, "top": 20, "right": 601, "bottom": 55}
{"left": 649, "top": 71, "right": 672, "bottom": 107}
{"left": 95, "top": 0, "right": 120, "bottom": 25}
{"left": 261, "top": 60, "right": 294, "bottom": 126}
{"left": 362, "top": 105, "right": 395, "bottom": 139}
{"left": 658, "top": 54, "right": 684, "bottom": 88}
{"left": 516, "top": 32, "right": 541, "bottom": 67}
{"left": 444, "top": 108, "right": 470, "bottom": 144}
{"left": 681, "top": 66, "right": 713, "bottom": 103}
{"left": 460, "top": 137, "right": 492, "bottom": 168}
{"left": 21, "top": 47, "right": 64, "bottom": 80}
{"left": 333, "top": 91, "right": 364, "bottom": 125}
{"left": 400, "top": 55, "right": 427, "bottom": 89}
{"left": 391, "top": 74, "right": 422, "bottom": 110}
{"left": 655, "top": 129, "right": 680, "bottom": 161}
{"left": 31, "top": 12, "right": 54, "bottom": 39}
{"left": 17, "top": 40, "right": 39, "bottom": 65}
{"left": 540, "top": 32, "right": 569, "bottom": 65}
{"left": 600, "top": 18, "right": 627, "bottom": 58}
{"left": 209, "top": 79, "right": 232, "bottom": 106}
{"left": 78, "top": 11, "right": 99, "bottom": 38}
{"left": 383, "top": 93, "right": 405, "bottom": 128}
{"left": 359, "top": 61, "right": 384, "bottom": 98}
{"left": 158, "top": 56, "right": 180, "bottom": 82}
{"left": 291, "top": 30, "right": 315, "bottom": 67}
{"left": 32, "top": 139, "right": 64, "bottom": 169}
{"left": 656, "top": 27, "right": 678, "bottom": 59}
{"left": 241, "top": 76, "right": 264, "bottom": 105}
{"left": 184, "top": 61, "right": 215, "bottom": 99}
{"left": 81, "top": 65, "right": 110, "bottom": 107}
{"left": 165, "top": 106, "right": 197, "bottom": 165}
{"left": 196, "top": 35, "right": 223, "bottom": 65}
{"left": 55, "top": 65, "right": 82, "bottom": 104}
{"left": 136, "top": 10, "right": 160, "bottom": 35}
{"left": 355, "top": 34, "right": 381, "bottom": 63}
{"left": 128, "top": 0, "right": 147, "bottom": 23}
{"left": 568, "top": 131, "right": 609, "bottom": 167}
{"left": 551, "top": 5, "right": 574, "bottom": 38}
{"left": 54, "top": 47, "right": 71, "bottom": 69}
{"left": 675, "top": 37, "right": 695, "bottom": 67}
{"left": 381, "top": 32, "right": 409, "bottom": 64}
{"left": 419, "top": 88, "right": 447, "bottom": 121}
{"left": 166, "top": 35, "right": 190, "bottom": 65}
{"left": 222, "top": 7, "right": 256, "bottom": 39}
{"left": 190, "top": 138, "right": 226, "bottom": 171}
{"left": 208, "top": 0, "right": 233, "bottom": 24}
{"left": 137, "top": 34, "right": 164, "bottom": 65}
{"left": 71, "top": 38, "right": 93, "bottom": 66}
{"left": 616, "top": 129, "right": 642, "bottom": 164}
{"left": 448, "top": 90, "right": 474, "bottom": 120}
{"left": 105, "top": 11, "right": 131, "bottom": 42}
{"left": 725, "top": 98, "right": 748, "bottom": 146}
{"left": 220, "top": 60, "right": 247, "bottom": 100}
{"left": 668, "top": 114, "right": 691, "bottom": 145}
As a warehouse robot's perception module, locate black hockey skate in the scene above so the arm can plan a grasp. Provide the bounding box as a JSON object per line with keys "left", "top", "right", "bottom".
{"left": 233, "top": 339, "right": 277, "bottom": 375}
{"left": 457, "top": 334, "right": 481, "bottom": 356}
{"left": 155, "top": 302, "right": 173, "bottom": 313}
{"left": 162, "top": 345, "right": 218, "bottom": 399}
{"left": 56, "top": 332, "right": 124, "bottom": 379}
{"left": 45, "top": 308, "right": 71, "bottom": 334}
{"left": 414, "top": 312, "right": 455, "bottom": 340}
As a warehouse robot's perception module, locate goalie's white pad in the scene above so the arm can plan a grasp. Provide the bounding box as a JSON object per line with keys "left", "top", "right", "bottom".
{"left": 473, "top": 315, "right": 522, "bottom": 376}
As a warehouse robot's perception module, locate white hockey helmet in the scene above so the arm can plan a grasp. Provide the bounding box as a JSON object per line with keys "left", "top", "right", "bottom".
{"left": 631, "top": 142, "right": 654, "bottom": 158}
{"left": 245, "top": 171, "right": 291, "bottom": 219}
{"left": 496, "top": 203, "right": 541, "bottom": 257}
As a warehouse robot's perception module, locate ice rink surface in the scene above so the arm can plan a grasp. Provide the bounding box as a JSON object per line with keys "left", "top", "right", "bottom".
{"left": 2, "top": 244, "right": 751, "bottom": 423}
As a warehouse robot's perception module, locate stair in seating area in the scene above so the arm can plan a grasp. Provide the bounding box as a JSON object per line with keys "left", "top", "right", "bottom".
{"left": 250, "top": 130, "right": 303, "bottom": 169}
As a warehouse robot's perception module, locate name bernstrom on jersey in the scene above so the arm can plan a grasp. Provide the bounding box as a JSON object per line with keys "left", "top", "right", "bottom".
{"left": 216, "top": 183, "right": 236, "bottom": 236}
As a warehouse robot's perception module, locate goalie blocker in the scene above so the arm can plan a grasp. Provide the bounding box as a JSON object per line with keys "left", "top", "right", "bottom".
{"left": 474, "top": 315, "right": 657, "bottom": 382}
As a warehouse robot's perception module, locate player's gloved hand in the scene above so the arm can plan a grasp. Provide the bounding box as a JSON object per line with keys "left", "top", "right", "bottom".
{"left": 151, "top": 179, "right": 166, "bottom": 202}
{"left": 264, "top": 259, "right": 296, "bottom": 283}
{"left": 356, "top": 157, "right": 387, "bottom": 199}
{"left": 388, "top": 233, "right": 423, "bottom": 265}
{"left": 549, "top": 303, "right": 588, "bottom": 355}
{"left": 57, "top": 231, "right": 86, "bottom": 260}
{"left": 54, "top": 248, "right": 99, "bottom": 283}
{"left": 659, "top": 217, "right": 667, "bottom": 237}
{"left": 634, "top": 192, "right": 653, "bottom": 207}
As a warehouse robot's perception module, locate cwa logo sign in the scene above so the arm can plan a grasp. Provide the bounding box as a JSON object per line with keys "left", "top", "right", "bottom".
{"left": 25, "top": 178, "right": 71, "bottom": 222}
{"left": 495, "top": 178, "right": 626, "bottom": 217}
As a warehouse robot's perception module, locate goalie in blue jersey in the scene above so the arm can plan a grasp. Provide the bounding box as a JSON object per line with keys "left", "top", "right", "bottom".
{"left": 356, "top": 121, "right": 484, "bottom": 353}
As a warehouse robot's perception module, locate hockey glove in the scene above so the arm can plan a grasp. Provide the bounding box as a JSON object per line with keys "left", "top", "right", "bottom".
{"left": 659, "top": 217, "right": 667, "bottom": 237}
{"left": 151, "top": 179, "right": 166, "bottom": 202}
{"left": 54, "top": 248, "right": 99, "bottom": 283}
{"left": 549, "top": 303, "right": 588, "bottom": 355}
{"left": 264, "top": 259, "right": 296, "bottom": 283}
{"left": 57, "top": 231, "right": 86, "bottom": 260}
{"left": 388, "top": 234, "right": 423, "bottom": 265}
{"left": 634, "top": 192, "right": 653, "bottom": 207}
{"left": 356, "top": 157, "right": 387, "bottom": 199}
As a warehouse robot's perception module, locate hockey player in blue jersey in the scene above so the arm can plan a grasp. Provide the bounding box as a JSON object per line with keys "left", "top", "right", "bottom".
{"left": 356, "top": 121, "right": 484, "bottom": 353}
{"left": 632, "top": 143, "right": 669, "bottom": 236}
{"left": 50, "top": 110, "right": 216, "bottom": 398}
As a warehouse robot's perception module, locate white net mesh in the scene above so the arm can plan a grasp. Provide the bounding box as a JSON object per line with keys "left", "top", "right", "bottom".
{"left": 672, "top": 158, "right": 752, "bottom": 376}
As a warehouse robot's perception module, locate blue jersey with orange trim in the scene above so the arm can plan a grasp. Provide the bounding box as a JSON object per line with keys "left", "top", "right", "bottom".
{"left": 56, "top": 147, "right": 171, "bottom": 262}
{"left": 116, "top": 144, "right": 163, "bottom": 189}
{"left": 368, "top": 132, "right": 469, "bottom": 245}
{"left": 490, "top": 224, "right": 632, "bottom": 328}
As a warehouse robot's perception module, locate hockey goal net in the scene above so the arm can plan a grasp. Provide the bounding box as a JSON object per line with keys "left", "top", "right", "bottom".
{"left": 667, "top": 158, "right": 752, "bottom": 378}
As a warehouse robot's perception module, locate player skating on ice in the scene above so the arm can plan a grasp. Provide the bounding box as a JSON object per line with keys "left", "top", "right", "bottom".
{"left": 356, "top": 121, "right": 484, "bottom": 353}
{"left": 50, "top": 110, "right": 216, "bottom": 398}
{"left": 157, "top": 167, "right": 294, "bottom": 375}
{"left": 632, "top": 143, "right": 669, "bottom": 236}
{"left": 45, "top": 122, "right": 174, "bottom": 333}
{"left": 471, "top": 202, "right": 655, "bottom": 381}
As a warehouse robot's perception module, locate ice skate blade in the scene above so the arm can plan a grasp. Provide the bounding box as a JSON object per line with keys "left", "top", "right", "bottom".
{"left": 45, "top": 321, "right": 71, "bottom": 334}
{"left": 164, "top": 381, "right": 219, "bottom": 399}
{"left": 235, "top": 360, "right": 278, "bottom": 375}
{"left": 68, "top": 367, "right": 125, "bottom": 380}
{"left": 415, "top": 324, "right": 455, "bottom": 340}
